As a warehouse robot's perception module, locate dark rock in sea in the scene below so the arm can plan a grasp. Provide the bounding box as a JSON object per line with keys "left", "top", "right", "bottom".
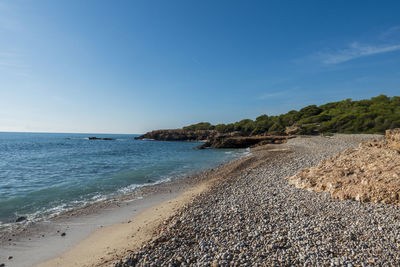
{"left": 0, "top": 263, "right": 5, "bottom": 267}
{"left": 61, "top": 232, "right": 66, "bottom": 237}
{"left": 7, "top": 256, "right": 12, "bottom": 260}
{"left": 15, "top": 216, "right": 27, "bottom": 223}
{"left": 88, "top": 137, "right": 115, "bottom": 141}
{"left": 147, "top": 179, "right": 154, "bottom": 183}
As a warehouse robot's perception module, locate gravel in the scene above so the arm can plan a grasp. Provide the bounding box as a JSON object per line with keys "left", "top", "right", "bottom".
{"left": 116, "top": 134, "right": 400, "bottom": 266}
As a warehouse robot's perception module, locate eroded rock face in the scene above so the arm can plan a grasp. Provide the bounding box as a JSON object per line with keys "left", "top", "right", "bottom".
{"left": 285, "top": 125, "right": 301, "bottom": 135}
{"left": 386, "top": 128, "right": 400, "bottom": 152}
{"left": 288, "top": 129, "right": 400, "bottom": 205}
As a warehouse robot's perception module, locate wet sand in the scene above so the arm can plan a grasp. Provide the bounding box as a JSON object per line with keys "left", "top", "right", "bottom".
{"left": 0, "top": 187, "right": 181, "bottom": 267}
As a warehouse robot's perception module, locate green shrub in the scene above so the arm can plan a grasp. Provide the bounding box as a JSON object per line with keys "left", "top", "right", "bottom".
{"left": 182, "top": 95, "right": 400, "bottom": 135}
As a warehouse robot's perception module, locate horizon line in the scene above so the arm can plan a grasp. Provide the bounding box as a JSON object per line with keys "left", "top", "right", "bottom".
{"left": 0, "top": 130, "right": 142, "bottom": 135}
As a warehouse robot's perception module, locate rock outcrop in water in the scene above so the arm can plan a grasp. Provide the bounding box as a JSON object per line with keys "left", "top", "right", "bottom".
{"left": 88, "top": 137, "right": 115, "bottom": 141}
{"left": 289, "top": 128, "right": 400, "bottom": 205}
{"left": 135, "top": 129, "right": 294, "bottom": 148}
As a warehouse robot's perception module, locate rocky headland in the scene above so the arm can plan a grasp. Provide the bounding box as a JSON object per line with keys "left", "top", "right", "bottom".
{"left": 289, "top": 128, "right": 400, "bottom": 205}
{"left": 134, "top": 129, "right": 221, "bottom": 142}
{"left": 134, "top": 129, "right": 294, "bottom": 149}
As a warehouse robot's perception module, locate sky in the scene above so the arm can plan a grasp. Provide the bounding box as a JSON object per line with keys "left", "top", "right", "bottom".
{"left": 1, "top": 0, "right": 400, "bottom": 134}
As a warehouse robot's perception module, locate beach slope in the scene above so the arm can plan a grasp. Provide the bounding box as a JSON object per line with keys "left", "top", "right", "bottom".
{"left": 117, "top": 134, "right": 400, "bottom": 266}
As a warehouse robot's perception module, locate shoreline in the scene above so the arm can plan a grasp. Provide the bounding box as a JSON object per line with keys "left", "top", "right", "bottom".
{"left": 2, "top": 134, "right": 393, "bottom": 266}
{"left": 0, "top": 147, "right": 252, "bottom": 267}
{"left": 0, "top": 181, "right": 183, "bottom": 267}
{"left": 115, "top": 134, "right": 399, "bottom": 266}
{"left": 38, "top": 143, "right": 291, "bottom": 267}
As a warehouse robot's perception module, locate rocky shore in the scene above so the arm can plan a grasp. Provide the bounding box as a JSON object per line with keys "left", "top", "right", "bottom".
{"left": 116, "top": 134, "right": 400, "bottom": 266}
{"left": 134, "top": 129, "right": 218, "bottom": 142}
{"left": 289, "top": 129, "right": 400, "bottom": 205}
{"left": 198, "top": 135, "right": 293, "bottom": 149}
{"left": 134, "top": 129, "right": 293, "bottom": 149}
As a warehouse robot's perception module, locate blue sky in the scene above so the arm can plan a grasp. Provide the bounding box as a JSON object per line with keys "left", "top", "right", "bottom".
{"left": 1, "top": 0, "right": 400, "bottom": 134}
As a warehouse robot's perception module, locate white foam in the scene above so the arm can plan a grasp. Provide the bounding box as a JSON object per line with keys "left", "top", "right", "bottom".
{"left": 117, "top": 176, "right": 173, "bottom": 195}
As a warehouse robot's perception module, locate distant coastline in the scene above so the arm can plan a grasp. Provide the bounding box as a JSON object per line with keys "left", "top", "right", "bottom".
{"left": 2, "top": 95, "right": 397, "bottom": 149}
{"left": 135, "top": 95, "right": 399, "bottom": 149}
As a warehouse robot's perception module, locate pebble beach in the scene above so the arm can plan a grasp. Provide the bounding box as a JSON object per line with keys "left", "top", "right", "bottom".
{"left": 117, "top": 135, "right": 400, "bottom": 266}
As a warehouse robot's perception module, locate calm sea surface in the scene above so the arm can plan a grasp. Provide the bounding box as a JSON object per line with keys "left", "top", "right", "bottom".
{"left": 0, "top": 132, "right": 247, "bottom": 226}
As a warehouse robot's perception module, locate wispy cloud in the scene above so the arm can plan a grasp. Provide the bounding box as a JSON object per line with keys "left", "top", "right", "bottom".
{"left": 380, "top": 26, "right": 400, "bottom": 39}
{"left": 320, "top": 42, "right": 400, "bottom": 64}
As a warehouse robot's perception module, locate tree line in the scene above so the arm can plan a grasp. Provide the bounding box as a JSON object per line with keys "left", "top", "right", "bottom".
{"left": 183, "top": 95, "right": 400, "bottom": 135}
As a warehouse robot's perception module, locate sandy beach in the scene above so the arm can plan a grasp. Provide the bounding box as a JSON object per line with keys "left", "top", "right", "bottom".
{"left": 2, "top": 134, "right": 400, "bottom": 266}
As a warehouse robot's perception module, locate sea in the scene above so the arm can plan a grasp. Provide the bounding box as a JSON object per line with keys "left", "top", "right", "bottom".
{"left": 0, "top": 132, "right": 248, "bottom": 228}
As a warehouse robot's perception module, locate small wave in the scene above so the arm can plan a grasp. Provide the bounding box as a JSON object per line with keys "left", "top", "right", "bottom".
{"left": 241, "top": 150, "right": 251, "bottom": 157}
{"left": 225, "top": 148, "right": 251, "bottom": 157}
{"left": 91, "top": 194, "right": 107, "bottom": 201}
{"left": 0, "top": 195, "right": 111, "bottom": 230}
{"left": 118, "top": 184, "right": 142, "bottom": 194}
{"left": 0, "top": 203, "right": 73, "bottom": 231}
{"left": 117, "top": 177, "right": 172, "bottom": 194}
{"left": 0, "top": 176, "right": 177, "bottom": 230}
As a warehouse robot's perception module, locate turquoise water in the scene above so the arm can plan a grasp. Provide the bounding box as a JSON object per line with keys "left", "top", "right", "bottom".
{"left": 0, "top": 132, "right": 247, "bottom": 226}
